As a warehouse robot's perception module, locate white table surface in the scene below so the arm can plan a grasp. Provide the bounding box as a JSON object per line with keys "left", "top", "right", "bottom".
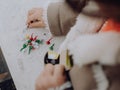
{"left": 0, "top": 0, "right": 65, "bottom": 90}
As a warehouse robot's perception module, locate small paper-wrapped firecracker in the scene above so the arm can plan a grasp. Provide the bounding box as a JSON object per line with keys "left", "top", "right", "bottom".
{"left": 44, "top": 51, "right": 60, "bottom": 65}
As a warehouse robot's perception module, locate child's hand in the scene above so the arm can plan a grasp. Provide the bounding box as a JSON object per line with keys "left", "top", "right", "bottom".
{"left": 27, "top": 8, "right": 46, "bottom": 28}
{"left": 35, "top": 64, "right": 66, "bottom": 90}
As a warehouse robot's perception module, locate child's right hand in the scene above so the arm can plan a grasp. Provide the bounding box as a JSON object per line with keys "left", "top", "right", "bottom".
{"left": 26, "top": 8, "right": 46, "bottom": 28}
{"left": 35, "top": 64, "right": 66, "bottom": 90}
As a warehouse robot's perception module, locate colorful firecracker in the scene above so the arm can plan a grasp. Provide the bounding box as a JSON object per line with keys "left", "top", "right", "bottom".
{"left": 46, "top": 37, "right": 53, "bottom": 45}
{"left": 49, "top": 44, "right": 55, "bottom": 51}
{"left": 20, "top": 34, "right": 43, "bottom": 54}
{"left": 46, "top": 37, "right": 55, "bottom": 51}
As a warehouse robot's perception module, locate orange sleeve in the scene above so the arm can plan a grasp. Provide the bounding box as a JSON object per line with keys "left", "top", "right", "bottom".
{"left": 100, "top": 19, "right": 120, "bottom": 33}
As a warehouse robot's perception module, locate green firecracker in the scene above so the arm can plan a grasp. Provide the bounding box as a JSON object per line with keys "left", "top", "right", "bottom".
{"left": 49, "top": 44, "right": 55, "bottom": 51}
{"left": 28, "top": 45, "right": 33, "bottom": 54}
{"left": 20, "top": 33, "right": 43, "bottom": 54}
{"left": 20, "top": 44, "right": 28, "bottom": 51}
{"left": 35, "top": 39, "right": 43, "bottom": 44}
{"left": 27, "top": 40, "right": 32, "bottom": 43}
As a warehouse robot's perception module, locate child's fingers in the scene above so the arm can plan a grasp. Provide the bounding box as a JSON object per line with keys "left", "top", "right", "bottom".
{"left": 28, "top": 8, "right": 43, "bottom": 16}
{"left": 28, "top": 20, "right": 45, "bottom": 28}
{"left": 28, "top": 10, "right": 35, "bottom": 16}
{"left": 44, "top": 64, "right": 54, "bottom": 75}
{"left": 33, "top": 8, "right": 43, "bottom": 14}
{"left": 26, "top": 15, "right": 37, "bottom": 25}
{"left": 27, "top": 13, "right": 43, "bottom": 26}
{"left": 26, "top": 16, "right": 33, "bottom": 25}
{"left": 28, "top": 22, "right": 41, "bottom": 28}
{"left": 35, "top": 75, "right": 48, "bottom": 90}
{"left": 28, "top": 8, "right": 41, "bottom": 15}
{"left": 27, "top": 8, "right": 44, "bottom": 26}
{"left": 53, "top": 65, "right": 66, "bottom": 86}
{"left": 54, "top": 65, "right": 65, "bottom": 77}
{"left": 31, "top": 8, "right": 43, "bottom": 11}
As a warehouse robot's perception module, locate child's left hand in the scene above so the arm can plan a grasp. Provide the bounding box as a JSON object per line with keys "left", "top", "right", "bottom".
{"left": 26, "top": 8, "right": 46, "bottom": 28}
